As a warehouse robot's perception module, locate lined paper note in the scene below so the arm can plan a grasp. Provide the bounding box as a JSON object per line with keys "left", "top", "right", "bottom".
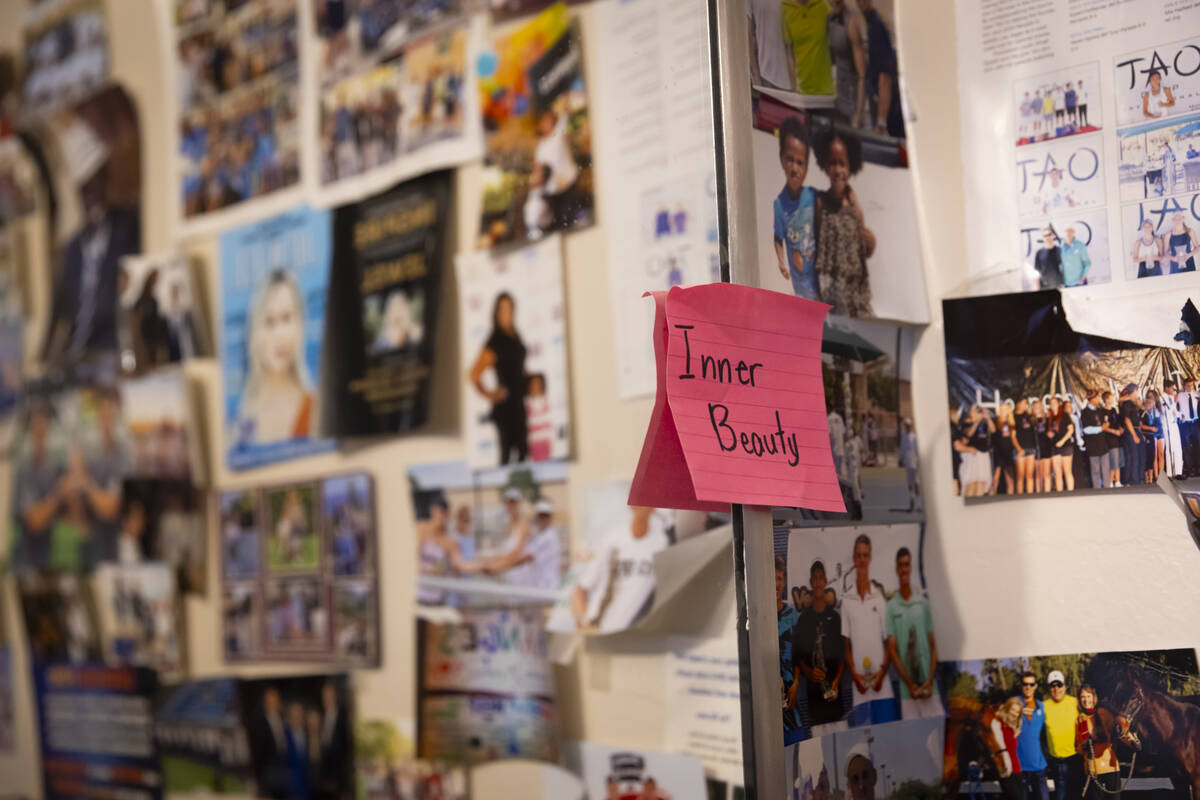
{"left": 664, "top": 284, "right": 844, "bottom": 511}
{"left": 629, "top": 291, "right": 727, "bottom": 513}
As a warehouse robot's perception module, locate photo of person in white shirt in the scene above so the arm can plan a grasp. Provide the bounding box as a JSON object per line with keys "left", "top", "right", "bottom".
{"left": 842, "top": 533, "right": 899, "bottom": 726}
{"left": 571, "top": 506, "right": 670, "bottom": 634}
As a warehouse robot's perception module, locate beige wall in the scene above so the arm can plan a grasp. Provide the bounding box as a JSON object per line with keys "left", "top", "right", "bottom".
{"left": 4, "top": 1, "right": 1199, "bottom": 799}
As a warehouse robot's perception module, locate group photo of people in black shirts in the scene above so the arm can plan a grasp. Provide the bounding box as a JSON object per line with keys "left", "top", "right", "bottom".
{"left": 950, "top": 375, "right": 1200, "bottom": 498}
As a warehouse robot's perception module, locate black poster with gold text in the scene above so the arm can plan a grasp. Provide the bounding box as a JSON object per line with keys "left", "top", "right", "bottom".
{"left": 320, "top": 173, "right": 450, "bottom": 437}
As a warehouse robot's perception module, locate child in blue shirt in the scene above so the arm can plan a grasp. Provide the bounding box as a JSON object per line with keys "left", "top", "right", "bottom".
{"left": 774, "top": 116, "right": 820, "bottom": 301}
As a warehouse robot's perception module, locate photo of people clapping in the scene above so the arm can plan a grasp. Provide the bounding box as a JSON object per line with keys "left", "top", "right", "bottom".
{"left": 174, "top": 0, "right": 301, "bottom": 218}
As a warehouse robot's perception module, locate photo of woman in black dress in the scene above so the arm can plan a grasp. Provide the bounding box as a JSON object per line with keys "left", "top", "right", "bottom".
{"left": 1013, "top": 398, "right": 1038, "bottom": 494}
{"left": 468, "top": 292, "right": 529, "bottom": 465}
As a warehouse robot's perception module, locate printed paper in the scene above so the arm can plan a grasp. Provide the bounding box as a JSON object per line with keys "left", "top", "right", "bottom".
{"left": 456, "top": 236, "right": 570, "bottom": 469}
{"left": 219, "top": 205, "right": 335, "bottom": 469}
{"left": 664, "top": 636, "right": 743, "bottom": 785}
{"left": 954, "top": 2, "right": 1200, "bottom": 302}
{"left": 417, "top": 608, "right": 558, "bottom": 764}
{"left": 594, "top": 0, "right": 719, "bottom": 399}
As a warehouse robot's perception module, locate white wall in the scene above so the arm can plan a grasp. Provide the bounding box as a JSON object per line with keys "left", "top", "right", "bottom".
{"left": 1, "top": 1, "right": 1197, "bottom": 799}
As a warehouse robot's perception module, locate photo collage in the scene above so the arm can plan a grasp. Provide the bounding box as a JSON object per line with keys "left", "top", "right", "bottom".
{"left": 220, "top": 471, "right": 379, "bottom": 665}
{"left": 1114, "top": 37, "right": 1200, "bottom": 282}
{"left": 1012, "top": 63, "right": 1109, "bottom": 290}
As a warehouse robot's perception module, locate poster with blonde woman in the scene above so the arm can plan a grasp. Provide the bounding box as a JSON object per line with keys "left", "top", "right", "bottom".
{"left": 320, "top": 173, "right": 451, "bottom": 437}
{"left": 456, "top": 236, "right": 570, "bottom": 469}
{"left": 219, "top": 205, "right": 334, "bottom": 470}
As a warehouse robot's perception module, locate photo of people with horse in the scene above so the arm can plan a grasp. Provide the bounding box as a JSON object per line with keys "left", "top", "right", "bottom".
{"left": 943, "top": 649, "right": 1200, "bottom": 799}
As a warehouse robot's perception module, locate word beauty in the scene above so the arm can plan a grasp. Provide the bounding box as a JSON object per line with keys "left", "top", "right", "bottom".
{"left": 629, "top": 284, "right": 844, "bottom": 512}
{"left": 674, "top": 326, "right": 800, "bottom": 467}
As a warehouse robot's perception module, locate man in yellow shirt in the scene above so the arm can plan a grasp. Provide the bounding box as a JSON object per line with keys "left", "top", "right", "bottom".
{"left": 781, "top": 0, "right": 835, "bottom": 97}
{"left": 1042, "top": 670, "right": 1080, "bottom": 800}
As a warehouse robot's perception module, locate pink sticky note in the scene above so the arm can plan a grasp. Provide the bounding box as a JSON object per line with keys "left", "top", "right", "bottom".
{"left": 629, "top": 291, "right": 727, "bottom": 513}
{"left": 664, "top": 284, "right": 844, "bottom": 511}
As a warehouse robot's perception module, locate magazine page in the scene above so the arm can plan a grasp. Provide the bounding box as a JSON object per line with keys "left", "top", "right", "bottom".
{"left": 954, "top": 1, "right": 1200, "bottom": 301}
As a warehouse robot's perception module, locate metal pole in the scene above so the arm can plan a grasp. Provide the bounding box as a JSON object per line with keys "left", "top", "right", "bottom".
{"left": 706, "top": 0, "right": 786, "bottom": 798}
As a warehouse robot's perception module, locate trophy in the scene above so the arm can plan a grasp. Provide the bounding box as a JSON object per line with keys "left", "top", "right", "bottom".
{"left": 814, "top": 624, "right": 838, "bottom": 701}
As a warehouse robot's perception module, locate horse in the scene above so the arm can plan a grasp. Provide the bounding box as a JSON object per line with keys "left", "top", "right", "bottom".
{"left": 1107, "top": 675, "right": 1200, "bottom": 797}
{"left": 943, "top": 696, "right": 1003, "bottom": 798}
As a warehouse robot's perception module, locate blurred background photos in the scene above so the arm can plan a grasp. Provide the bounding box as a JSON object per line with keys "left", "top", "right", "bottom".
{"left": 219, "top": 472, "right": 379, "bottom": 666}
{"left": 219, "top": 204, "right": 334, "bottom": 469}
{"left": 456, "top": 236, "right": 569, "bottom": 469}
{"left": 785, "top": 716, "right": 943, "bottom": 800}
{"left": 942, "top": 649, "right": 1200, "bottom": 797}
{"left": 355, "top": 716, "right": 469, "bottom": 800}
{"left": 154, "top": 677, "right": 252, "bottom": 793}
{"left": 409, "top": 459, "right": 568, "bottom": 608}
{"left": 476, "top": 3, "right": 593, "bottom": 249}
{"left": 237, "top": 674, "right": 353, "bottom": 800}
{"left": 0, "top": 137, "right": 37, "bottom": 449}
{"left": 119, "top": 253, "right": 210, "bottom": 374}
{"left": 9, "top": 363, "right": 129, "bottom": 574}
{"left": 93, "top": 560, "right": 185, "bottom": 681}
{"left": 121, "top": 368, "right": 204, "bottom": 484}
{"left": 573, "top": 742, "right": 707, "bottom": 800}
{"left": 595, "top": 0, "right": 720, "bottom": 400}
{"left": 320, "top": 172, "right": 451, "bottom": 437}
{"left": 17, "top": 569, "right": 101, "bottom": 665}
{"left": 20, "top": 0, "right": 110, "bottom": 120}
{"left": 32, "top": 663, "right": 162, "bottom": 800}
{"left": 0, "top": 604, "right": 10, "bottom": 752}
{"left": 312, "top": 0, "right": 481, "bottom": 204}
{"left": 120, "top": 478, "right": 207, "bottom": 595}
{"left": 167, "top": 0, "right": 302, "bottom": 232}
{"left": 37, "top": 84, "right": 140, "bottom": 365}
{"left": 416, "top": 608, "right": 557, "bottom": 764}
{"left": 545, "top": 480, "right": 723, "bottom": 636}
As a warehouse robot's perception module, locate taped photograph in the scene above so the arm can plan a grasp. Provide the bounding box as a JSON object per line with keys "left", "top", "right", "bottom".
{"left": 774, "top": 523, "right": 940, "bottom": 746}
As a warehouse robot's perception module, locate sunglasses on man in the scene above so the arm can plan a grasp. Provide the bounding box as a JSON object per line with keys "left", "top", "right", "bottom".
{"left": 1048, "top": 681, "right": 1064, "bottom": 688}
{"left": 1022, "top": 681, "right": 1037, "bottom": 688}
